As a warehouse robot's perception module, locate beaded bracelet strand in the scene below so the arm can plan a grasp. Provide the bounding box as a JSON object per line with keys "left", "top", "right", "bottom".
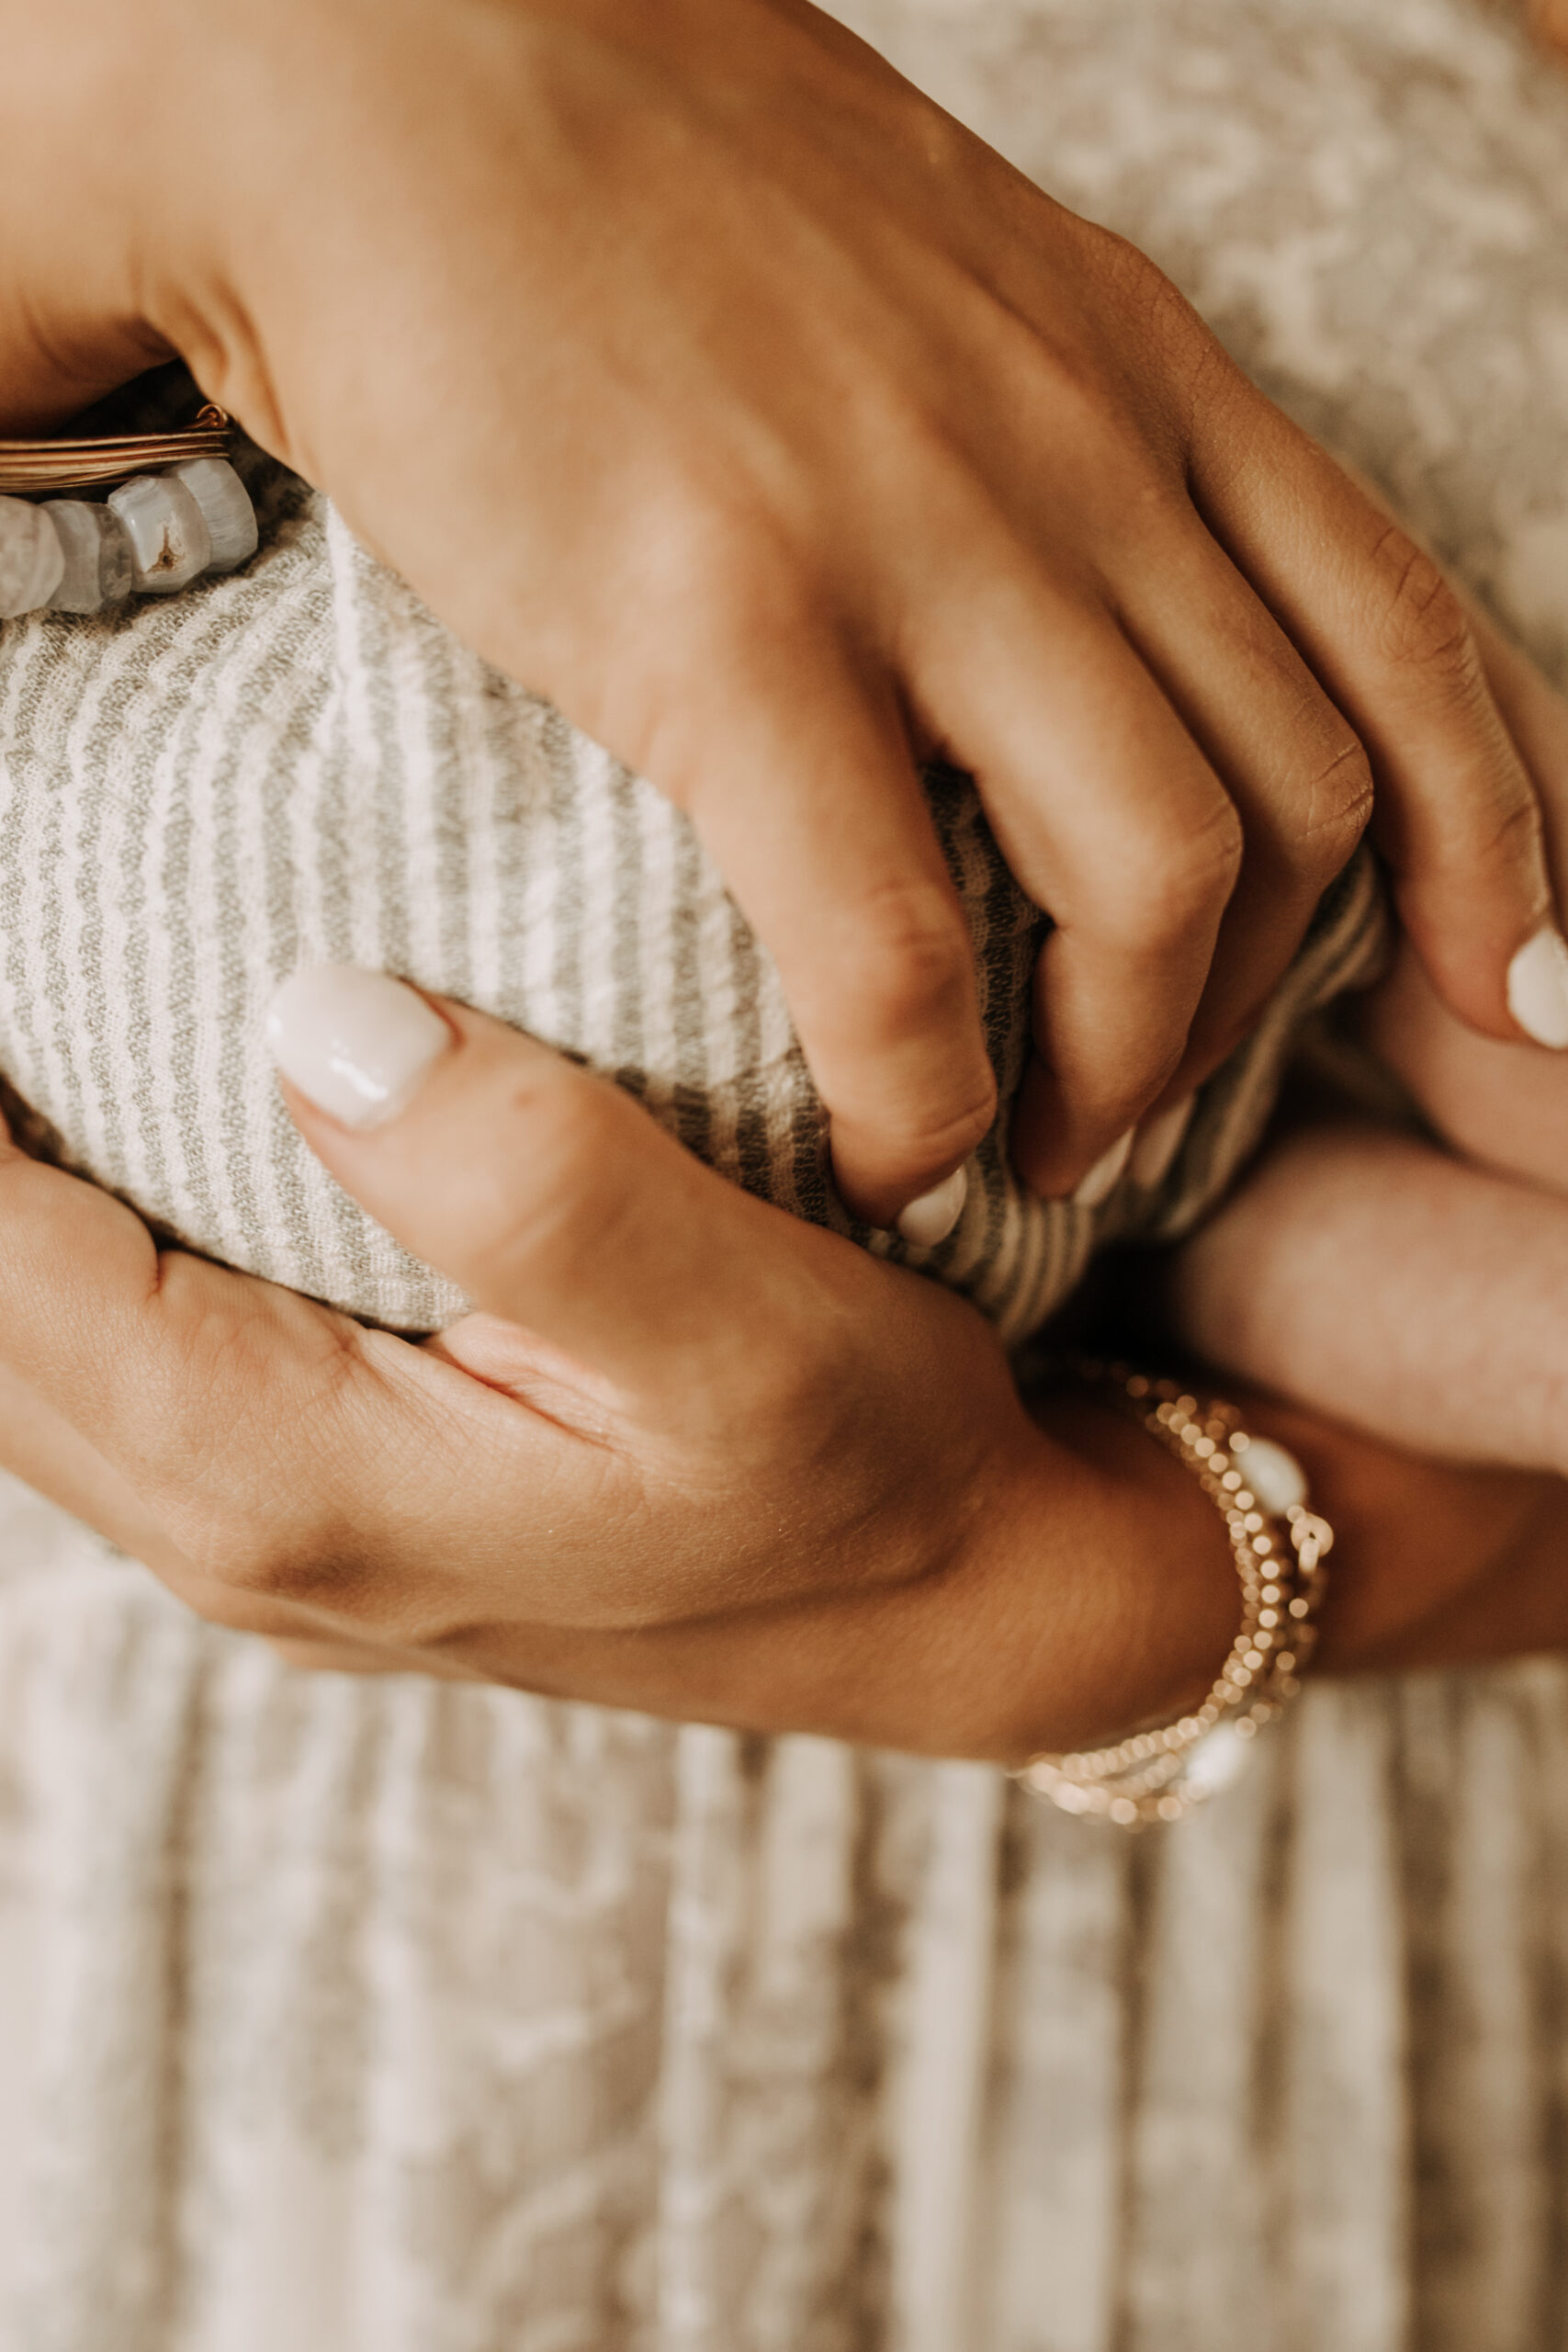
{"left": 0, "top": 408, "right": 258, "bottom": 618}
{"left": 1013, "top": 1361, "right": 1333, "bottom": 1827}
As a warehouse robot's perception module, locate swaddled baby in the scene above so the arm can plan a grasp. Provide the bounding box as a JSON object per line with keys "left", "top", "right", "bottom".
{"left": 0, "top": 0, "right": 1565, "bottom": 1423}
{"left": 0, "top": 409, "right": 1384, "bottom": 1343}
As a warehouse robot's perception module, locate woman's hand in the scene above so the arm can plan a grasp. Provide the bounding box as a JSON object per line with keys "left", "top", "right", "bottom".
{"left": 0, "top": 978, "right": 1241, "bottom": 1758}
{"left": 1356, "top": 606, "right": 1568, "bottom": 1196}
{"left": 6, "top": 0, "right": 1567, "bottom": 1230}
{"left": 2, "top": 972, "right": 1566, "bottom": 1755}
{"left": 1530, "top": 1, "right": 1568, "bottom": 62}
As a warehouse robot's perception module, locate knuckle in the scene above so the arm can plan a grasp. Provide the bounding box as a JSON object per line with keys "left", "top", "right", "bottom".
{"left": 1369, "top": 529, "right": 1481, "bottom": 689}
{"left": 890, "top": 1074, "right": 1000, "bottom": 1171}
{"left": 1463, "top": 773, "right": 1547, "bottom": 877}
{"left": 833, "top": 874, "right": 977, "bottom": 1036}
{"left": 198, "top": 1518, "right": 346, "bottom": 1604}
{"left": 1097, "top": 795, "right": 1245, "bottom": 952}
{"left": 1292, "top": 726, "right": 1375, "bottom": 878}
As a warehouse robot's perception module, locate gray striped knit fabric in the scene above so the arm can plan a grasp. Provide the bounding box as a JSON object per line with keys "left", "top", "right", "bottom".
{"left": 0, "top": 420, "right": 1385, "bottom": 1340}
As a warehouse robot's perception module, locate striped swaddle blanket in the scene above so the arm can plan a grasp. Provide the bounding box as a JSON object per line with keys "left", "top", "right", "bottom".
{"left": 0, "top": 418, "right": 1385, "bottom": 1341}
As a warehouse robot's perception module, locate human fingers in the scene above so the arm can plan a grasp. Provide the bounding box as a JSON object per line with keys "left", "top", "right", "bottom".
{"left": 908, "top": 548, "right": 1243, "bottom": 1199}
{"left": 0, "top": 1109, "right": 546, "bottom": 1606}
{"left": 1465, "top": 602, "right": 1568, "bottom": 911}
{"left": 1528, "top": 0, "right": 1568, "bottom": 60}
{"left": 1191, "top": 401, "right": 1568, "bottom": 1048}
{"left": 660, "top": 628, "right": 996, "bottom": 1238}
{"left": 1354, "top": 616, "right": 1568, "bottom": 1194}
{"left": 1106, "top": 522, "right": 1373, "bottom": 1086}
{"left": 265, "top": 966, "right": 858, "bottom": 1409}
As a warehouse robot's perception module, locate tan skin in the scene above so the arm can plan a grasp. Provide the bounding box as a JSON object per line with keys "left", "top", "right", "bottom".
{"left": 1174, "top": 578, "right": 1568, "bottom": 1480}
{"left": 1530, "top": 1, "right": 1568, "bottom": 59}
{"left": 6, "top": 0, "right": 1568, "bottom": 1234}
{"left": 2, "top": 0, "right": 1567, "bottom": 1753}
{"left": 0, "top": 994, "right": 1565, "bottom": 1762}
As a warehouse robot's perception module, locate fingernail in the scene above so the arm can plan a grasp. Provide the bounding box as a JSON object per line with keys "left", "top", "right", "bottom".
{"left": 265, "top": 965, "right": 452, "bottom": 1129}
{"left": 1506, "top": 926, "right": 1568, "bottom": 1049}
{"left": 1129, "top": 1095, "right": 1196, "bottom": 1190}
{"left": 896, "top": 1163, "right": 969, "bottom": 1247}
{"left": 1071, "top": 1126, "right": 1134, "bottom": 1209}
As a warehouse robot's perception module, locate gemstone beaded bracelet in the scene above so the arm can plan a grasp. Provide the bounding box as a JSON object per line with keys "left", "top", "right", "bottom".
{"left": 1014, "top": 1360, "right": 1333, "bottom": 1826}
{"left": 0, "top": 408, "right": 258, "bottom": 619}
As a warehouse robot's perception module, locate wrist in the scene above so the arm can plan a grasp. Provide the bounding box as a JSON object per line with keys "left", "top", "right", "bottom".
{"left": 918, "top": 1394, "right": 1244, "bottom": 1764}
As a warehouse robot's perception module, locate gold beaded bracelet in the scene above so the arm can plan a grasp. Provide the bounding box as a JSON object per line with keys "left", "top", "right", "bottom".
{"left": 1013, "top": 1361, "right": 1333, "bottom": 1828}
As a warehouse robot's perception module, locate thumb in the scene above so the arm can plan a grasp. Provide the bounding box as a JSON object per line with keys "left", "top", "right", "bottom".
{"left": 267, "top": 966, "right": 831, "bottom": 1397}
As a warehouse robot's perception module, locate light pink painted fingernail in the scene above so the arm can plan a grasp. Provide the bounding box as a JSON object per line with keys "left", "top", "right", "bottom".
{"left": 1129, "top": 1095, "right": 1196, "bottom": 1190}
{"left": 896, "top": 1163, "right": 969, "bottom": 1247}
{"left": 265, "top": 966, "right": 451, "bottom": 1129}
{"left": 1071, "top": 1126, "right": 1134, "bottom": 1209}
{"left": 1506, "top": 926, "right": 1568, "bottom": 1048}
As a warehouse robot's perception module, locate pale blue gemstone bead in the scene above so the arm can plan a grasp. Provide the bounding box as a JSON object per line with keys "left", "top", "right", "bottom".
{"left": 107, "top": 474, "right": 212, "bottom": 594}
{"left": 0, "top": 495, "right": 65, "bottom": 618}
{"left": 44, "top": 501, "right": 134, "bottom": 615}
{"left": 164, "top": 457, "right": 258, "bottom": 573}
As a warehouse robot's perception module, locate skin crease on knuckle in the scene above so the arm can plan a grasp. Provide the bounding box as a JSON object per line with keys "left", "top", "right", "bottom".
{"left": 810, "top": 877, "right": 996, "bottom": 1113}
{"left": 1369, "top": 526, "right": 1486, "bottom": 692}
{"left": 1074, "top": 788, "right": 1244, "bottom": 963}
{"left": 1296, "top": 728, "right": 1375, "bottom": 870}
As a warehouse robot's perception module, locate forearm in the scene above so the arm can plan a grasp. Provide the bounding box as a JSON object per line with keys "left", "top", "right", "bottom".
{"left": 5, "top": 1102, "right": 1564, "bottom": 1764}
{"left": 6, "top": 1317, "right": 1564, "bottom": 1760}
{"left": 1170, "top": 1117, "right": 1568, "bottom": 1476}
{"left": 388, "top": 1384, "right": 1568, "bottom": 1761}
{"left": 983, "top": 1382, "right": 1568, "bottom": 1753}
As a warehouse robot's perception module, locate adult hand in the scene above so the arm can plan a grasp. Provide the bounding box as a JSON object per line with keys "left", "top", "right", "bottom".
{"left": 2, "top": 972, "right": 1566, "bottom": 1752}
{"left": 1353, "top": 584, "right": 1568, "bottom": 1190}
{"left": 5, "top": 0, "right": 1565, "bottom": 1232}
{"left": 1529, "top": 0, "right": 1568, "bottom": 62}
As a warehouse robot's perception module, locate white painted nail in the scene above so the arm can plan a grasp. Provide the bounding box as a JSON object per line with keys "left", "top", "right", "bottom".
{"left": 896, "top": 1163, "right": 968, "bottom": 1247}
{"left": 1506, "top": 925, "right": 1568, "bottom": 1049}
{"left": 1129, "top": 1094, "right": 1196, "bottom": 1190}
{"left": 265, "top": 965, "right": 451, "bottom": 1129}
{"left": 1071, "top": 1126, "right": 1134, "bottom": 1209}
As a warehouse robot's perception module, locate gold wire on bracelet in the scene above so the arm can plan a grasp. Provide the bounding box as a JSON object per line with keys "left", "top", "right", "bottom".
{"left": 0, "top": 406, "right": 232, "bottom": 495}
{"left": 1014, "top": 1361, "right": 1333, "bottom": 1828}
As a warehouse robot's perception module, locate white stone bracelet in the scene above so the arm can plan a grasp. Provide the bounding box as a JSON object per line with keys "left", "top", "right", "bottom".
{"left": 0, "top": 411, "right": 257, "bottom": 619}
